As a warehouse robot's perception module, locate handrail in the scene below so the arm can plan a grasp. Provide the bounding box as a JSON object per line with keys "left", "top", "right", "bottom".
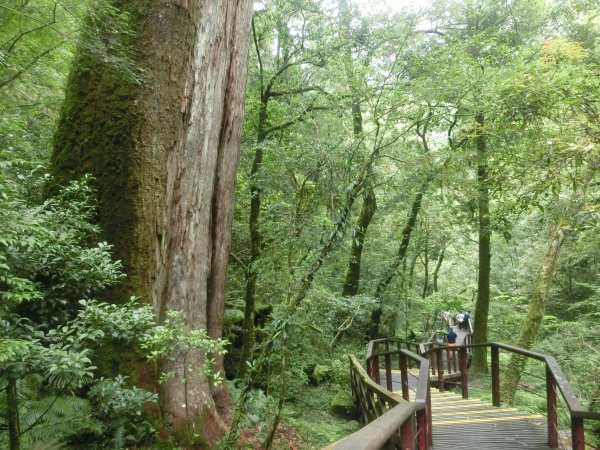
{"left": 326, "top": 338, "right": 600, "bottom": 450}
{"left": 488, "top": 343, "right": 589, "bottom": 417}
{"left": 323, "top": 401, "right": 413, "bottom": 450}
{"left": 324, "top": 343, "right": 431, "bottom": 449}
{"left": 420, "top": 341, "right": 600, "bottom": 449}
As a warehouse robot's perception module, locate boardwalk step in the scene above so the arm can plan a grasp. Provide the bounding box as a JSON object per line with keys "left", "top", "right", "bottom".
{"left": 425, "top": 390, "right": 549, "bottom": 449}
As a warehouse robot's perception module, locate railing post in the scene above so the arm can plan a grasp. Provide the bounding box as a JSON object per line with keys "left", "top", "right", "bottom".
{"left": 491, "top": 345, "right": 500, "bottom": 406}
{"left": 571, "top": 416, "right": 585, "bottom": 450}
{"left": 397, "top": 341, "right": 403, "bottom": 371}
{"left": 384, "top": 340, "right": 392, "bottom": 391}
{"left": 401, "top": 416, "right": 414, "bottom": 450}
{"left": 546, "top": 366, "right": 558, "bottom": 448}
{"left": 437, "top": 348, "right": 445, "bottom": 392}
{"left": 416, "top": 408, "right": 427, "bottom": 450}
{"left": 369, "top": 356, "right": 380, "bottom": 385}
{"left": 427, "top": 386, "right": 433, "bottom": 446}
{"left": 385, "top": 359, "right": 393, "bottom": 391}
{"left": 453, "top": 348, "right": 458, "bottom": 373}
{"left": 400, "top": 352, "right": 409, "bottom": 401}
{"left": 385, "top": 355, "right": 393, "bottom": 392}
{"left": 459, "top": 346, "right": 468, "bottom": 399}
{"left": 430, "top": 351, "right": 436, "bottom": 376}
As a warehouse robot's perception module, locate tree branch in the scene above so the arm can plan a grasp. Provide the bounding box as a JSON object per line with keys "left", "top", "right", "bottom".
{"left": 0, "top": 44, "right": 63, "bottom": 90}
{"left": 4, "top": 3, "right": 57, "bottom": 54}
{"left": 263, "top": 105, "right": 329, "bottom": 137}
{"left": 269, "top": 86, "right": 328, "bottom": 97}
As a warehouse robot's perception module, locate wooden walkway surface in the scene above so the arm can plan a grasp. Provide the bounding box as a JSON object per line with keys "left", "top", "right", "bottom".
{"left": 426, "top": 390, "right": 549, "bottom": 449}
{"left": 377, "top": 325, "right": 555, "bottom": 449}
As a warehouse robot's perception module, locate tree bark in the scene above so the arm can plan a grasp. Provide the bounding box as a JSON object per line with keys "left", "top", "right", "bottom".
{"left": 50, "top": 1, "right": 252, "bottom": 446}
{"left": 501, "top": 224, "right": 567, "bottom": 403}
{"left": 432, "top": 246, "right": 445, "bottom": 292}
{"left": 472, "top": 111, "right": 491, "bottom": 373}
{"left": 342, "top": 182, "right": 377, "bottom": 296}
{"left": 421, "top": 247, "right": 429, "bottom": 298}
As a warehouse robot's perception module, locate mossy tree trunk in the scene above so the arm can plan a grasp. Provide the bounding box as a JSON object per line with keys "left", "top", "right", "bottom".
{"left": 432, "top": 246, "right": 446, "bottom": 292}
{"left": 501, "top": 224, "right": 568, "bottom": 403}
{"left": 472, "top": 111, "right": 491, "bottom": 373}
{"left": 342, "top": 181, "right": 377, "bottom": 297}
{"left": 51, "top": 1, "right": 252, "bottom": 446}
{"left": 368, "top": 180, "right": 430, "bottom": 339}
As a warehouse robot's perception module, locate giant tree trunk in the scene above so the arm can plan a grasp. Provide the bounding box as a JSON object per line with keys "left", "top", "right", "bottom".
{"left": 472, "top": 111, "right": 491, "bottom": 372}
{"left": 51, "top": 1, "right": 252, "bottom": 446}
{"left": 501, "top": 224, "right": 567, "bottom": 403}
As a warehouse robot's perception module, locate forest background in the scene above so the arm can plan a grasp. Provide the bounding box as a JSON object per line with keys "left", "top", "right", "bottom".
{"left": 1, "top": 0, "right": 600, "bottom": 449}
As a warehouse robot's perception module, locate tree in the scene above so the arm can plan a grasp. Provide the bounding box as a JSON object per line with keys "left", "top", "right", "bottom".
{"left": 49, "top": 1, "right": 253, "bottom": 446}
{"left": 413, "top": 0, "right": 552, "bottom": 371}
{"left": 338, "top": 0, "right": 378, "bottom": 299}
{"left": 499, "top": 36, "right": 600, "bottom": 401}
{"left": 236, "top": 1, "right": 334, "bottom": 377}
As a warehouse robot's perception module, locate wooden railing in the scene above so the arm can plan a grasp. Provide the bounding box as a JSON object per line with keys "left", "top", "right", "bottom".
{"left": 422, "top": 334, "right": 474, "bottom": 385}
{"left": 419, "top": 342, "right": 600, "bottom": 450}
{"left": 326, "top": 338, "right": 600, "bottom": 450}
{"left": 324, "top": 339, "right": 431, "bottom": 450}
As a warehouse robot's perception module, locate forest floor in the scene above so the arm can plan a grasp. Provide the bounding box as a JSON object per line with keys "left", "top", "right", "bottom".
{"left": 233, "top": 383, "right": 360, "bottom": 449}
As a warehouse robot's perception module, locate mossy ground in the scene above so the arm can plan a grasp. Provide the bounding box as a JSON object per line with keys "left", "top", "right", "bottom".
{"left": 277, "top": 384, "right": 360, "bottom": 449}
{"left": 228, "top": 382, "right": 360, "bottom": 449}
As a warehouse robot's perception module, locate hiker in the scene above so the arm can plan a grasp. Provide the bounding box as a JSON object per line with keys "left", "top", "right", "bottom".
{"left": 463, "top": 312, "right": 471, "bottom": 331}
{"left": 447, "top": 327, "right": 457, "bottom": 346}
{"left": 443, "top": 311, "right": 451, "bottom": 327}
{"left": 456, "top": 312, "right": 465, "bottom": 330}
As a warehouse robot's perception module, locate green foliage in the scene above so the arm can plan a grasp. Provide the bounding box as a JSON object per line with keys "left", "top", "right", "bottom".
{"left": 0, "top": 167, "right": 123, "bottom": 315}
{"left": 0, "top": 171, "right": 159, "bottom": 448}
{"left": 3, "top": 0, "right": 600, "bottom": 446}
{"left": 280, "top": 384, "right": 360, "bottom": 449}
{"left": 87, "top": 375, "right": 157, "bottom": 448}
{"left": 487, "top": 294, "right": 529, "bottom": 342}
{"left": 142, "top": 310, "right": 229, "bottom": 386}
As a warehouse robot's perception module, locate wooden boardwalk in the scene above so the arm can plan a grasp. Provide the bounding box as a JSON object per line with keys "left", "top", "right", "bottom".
{"left": 427, "top": 390, "right": 549, "bottom": 449}
{"left": 377, "top": 326, "right": 555, "bottom": 449}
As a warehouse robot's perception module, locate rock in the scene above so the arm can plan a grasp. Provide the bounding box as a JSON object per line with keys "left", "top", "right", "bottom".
{"left": 330, "top": 391, "right": 358, "bottom": 419}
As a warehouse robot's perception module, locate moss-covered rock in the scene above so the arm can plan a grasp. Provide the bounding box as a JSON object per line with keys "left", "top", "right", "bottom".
{"left": 330, "top": 391, "right": 358, "bottom": 420}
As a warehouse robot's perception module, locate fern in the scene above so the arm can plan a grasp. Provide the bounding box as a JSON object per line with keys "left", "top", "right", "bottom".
{"left": 17, "top": 395, "right": 103, "bottom": 448}
{"left": 113, "top": 425, "right": 125, "bottom": 450}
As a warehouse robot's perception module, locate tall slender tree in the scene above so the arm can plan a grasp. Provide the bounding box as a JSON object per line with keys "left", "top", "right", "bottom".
{"left": 237, "top": 2, "right": 332, "bottom": 377}
{"left": 340, "top": 0, "right": 377, "bottom": 298}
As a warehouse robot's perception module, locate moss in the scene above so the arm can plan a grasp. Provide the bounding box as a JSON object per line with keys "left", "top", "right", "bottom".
{"left": 281, "top": 384, "right": 361, "bottom": 448}
{"left": 49, "top": 34, "right": 141, "bottom": 303}
{"left": 312, "top": 364, "right": 332, "bottom": 385}
{"left": 330, "top": 391, "right": 358, "bottom": 420}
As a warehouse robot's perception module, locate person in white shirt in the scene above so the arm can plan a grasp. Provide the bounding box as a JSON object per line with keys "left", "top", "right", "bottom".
{"left": 456, "top": 312, "right": 465, "bottom": 330}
